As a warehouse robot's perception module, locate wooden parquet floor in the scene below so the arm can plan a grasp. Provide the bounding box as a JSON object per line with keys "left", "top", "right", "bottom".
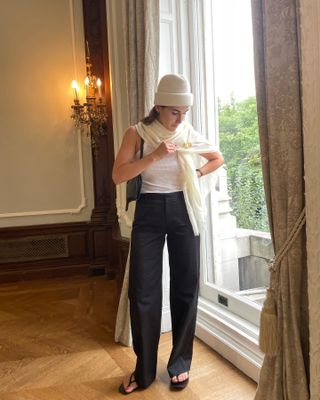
{"left": 0, "top": 276, "right": 257, "bottom": 399}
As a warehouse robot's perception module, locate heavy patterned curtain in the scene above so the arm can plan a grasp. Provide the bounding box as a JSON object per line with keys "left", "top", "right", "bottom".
{"left": 251, "top": 0, "right": 309, "bottom": 398}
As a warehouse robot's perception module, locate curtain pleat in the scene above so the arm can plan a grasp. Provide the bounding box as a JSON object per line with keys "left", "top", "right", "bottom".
{"left": 125, "top": 0, "right": 160, "bottom": 124}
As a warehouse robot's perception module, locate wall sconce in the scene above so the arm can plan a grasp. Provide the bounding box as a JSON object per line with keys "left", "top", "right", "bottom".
{"left": 71, "top": 43, "right": 108, "bottom": 156}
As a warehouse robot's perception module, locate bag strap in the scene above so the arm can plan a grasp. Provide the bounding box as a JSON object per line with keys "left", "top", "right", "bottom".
{"left": 140, "top": 138, "right": 144, "bottom": 159}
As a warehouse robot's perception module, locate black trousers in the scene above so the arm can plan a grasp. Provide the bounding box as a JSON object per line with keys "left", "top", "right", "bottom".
{"left": 129, "top": 191, "right": 200, "bottom": 389}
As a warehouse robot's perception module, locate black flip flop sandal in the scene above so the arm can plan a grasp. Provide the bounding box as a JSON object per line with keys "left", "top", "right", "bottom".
{"left": 170, "top": 374, "right": 189, "bottom": 390}
{"left": 119, "top": 373, "right": 139, "bottom": 395}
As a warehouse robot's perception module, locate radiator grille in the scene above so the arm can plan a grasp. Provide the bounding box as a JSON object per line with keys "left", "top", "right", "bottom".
{"left": 0, "top": 235, "right": 69, "bottom": 263}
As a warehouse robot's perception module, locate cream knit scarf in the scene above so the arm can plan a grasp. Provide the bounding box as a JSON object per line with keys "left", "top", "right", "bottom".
{"left": 136, "top": 120, "right": 218, "bottom": 235}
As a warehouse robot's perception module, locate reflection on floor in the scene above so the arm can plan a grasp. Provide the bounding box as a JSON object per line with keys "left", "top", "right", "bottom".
{"left": 0, "top": 276, "right": 257, "bottom": 399}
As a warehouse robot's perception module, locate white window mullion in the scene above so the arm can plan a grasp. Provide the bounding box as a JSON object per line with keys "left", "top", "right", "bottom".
{"left": 185, "top": 0, "right": 201, "bottom": 131}
{"left": 159, "top": 0, "right": 179, "bottom": 77}
{"left": 201, "top": 0, "right": 219, "bottom": 145}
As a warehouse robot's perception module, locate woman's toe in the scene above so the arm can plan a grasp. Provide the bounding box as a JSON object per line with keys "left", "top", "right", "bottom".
{"left": 177, "top": 372, "right": 189, "bottom": 382}
{"left": 122, "top": 373, "right": 138, "bottom": 393}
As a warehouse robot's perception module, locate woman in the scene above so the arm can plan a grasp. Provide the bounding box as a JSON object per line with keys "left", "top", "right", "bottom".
{"left": 112, "top": 74, "right": 224, "bottom": 394}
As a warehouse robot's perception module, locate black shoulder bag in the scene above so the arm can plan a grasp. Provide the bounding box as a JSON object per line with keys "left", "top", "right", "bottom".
{"left": 125, "top": 138, "right": 144, "bottom": 211}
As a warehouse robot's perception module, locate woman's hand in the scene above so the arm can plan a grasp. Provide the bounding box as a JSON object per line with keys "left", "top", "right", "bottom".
{"left": 152, "top": 140, "right": 176, "bottom": 160}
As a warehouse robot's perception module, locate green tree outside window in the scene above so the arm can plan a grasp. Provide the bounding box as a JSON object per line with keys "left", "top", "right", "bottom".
{"left": 218, "top": 95, "right": 269, "bottom": 231}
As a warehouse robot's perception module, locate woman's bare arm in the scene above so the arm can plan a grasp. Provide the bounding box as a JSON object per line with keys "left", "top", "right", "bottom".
{"left": 196, "top": 151, "right": 224, "bottom": 177}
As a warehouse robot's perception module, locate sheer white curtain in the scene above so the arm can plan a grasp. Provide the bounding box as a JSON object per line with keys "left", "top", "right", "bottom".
{"left": 108, "top": 0, "right": 160, "bottom": 345}
{"left": 125, "top": 0, "right": 160, "bottom": 125}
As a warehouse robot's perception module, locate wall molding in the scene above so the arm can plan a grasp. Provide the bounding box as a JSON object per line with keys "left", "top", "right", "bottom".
{"left": 0, "top": 0, "right": 91, "bottom": 223}
{"left": 0, "top": 129, "right": 87, "bottom": 219}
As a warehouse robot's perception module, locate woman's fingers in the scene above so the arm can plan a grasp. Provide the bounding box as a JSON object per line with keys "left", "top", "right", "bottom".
{"left": 153, "top": 141, "right": 176, "bottom": 159}
{"left": 164, "top": 140, "right": 176, "bottom": 153}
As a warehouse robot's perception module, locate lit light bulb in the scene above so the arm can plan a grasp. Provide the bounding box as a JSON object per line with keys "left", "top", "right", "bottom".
{"left": 84, "top": 77, "right": 89, "bottom": 98}
{"left": 97, "top": 78, "right": 102, "bottom": 98}
{"left": 71, "top": 80, "right": 79, "bottom": 101}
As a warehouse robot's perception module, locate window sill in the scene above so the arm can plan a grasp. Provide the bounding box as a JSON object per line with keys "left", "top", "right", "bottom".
{"left": 196, "top": 296, "right": 264, "bottom": 382}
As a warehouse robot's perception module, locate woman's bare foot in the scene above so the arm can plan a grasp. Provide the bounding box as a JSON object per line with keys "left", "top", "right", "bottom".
{"left": 119, "top": 373, "right": 139, "bottom": 395}
{"left": 170, "top": 371, "right": 189, "bottom": 390}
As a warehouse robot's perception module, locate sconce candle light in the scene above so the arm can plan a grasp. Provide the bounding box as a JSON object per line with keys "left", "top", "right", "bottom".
{"left": 71, "top": 80, "right": 80, "bottom": 100}
{"left": 71, "top": 42, "right": 108, "bottom": 155}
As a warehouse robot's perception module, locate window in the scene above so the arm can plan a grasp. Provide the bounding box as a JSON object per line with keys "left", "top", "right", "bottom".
{"left": 160, "top": 0, "right": 271, "bottom": 380}
{"left": 197, "top": 0, "right": 271, "bottom": 324}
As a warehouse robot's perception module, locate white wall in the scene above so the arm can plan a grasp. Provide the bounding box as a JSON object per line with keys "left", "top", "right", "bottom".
{"left": 0, "top": 0, "right": 94, "bottom": 228}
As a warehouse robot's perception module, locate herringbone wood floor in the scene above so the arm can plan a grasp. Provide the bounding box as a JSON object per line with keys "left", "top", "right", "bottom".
{"left": 0, "top": 276, "right": 256, "bottom": 399}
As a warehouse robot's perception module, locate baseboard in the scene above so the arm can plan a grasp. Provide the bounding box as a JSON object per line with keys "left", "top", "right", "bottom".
{"left": 0, "top": 264, "right": 91, "bottom": 283}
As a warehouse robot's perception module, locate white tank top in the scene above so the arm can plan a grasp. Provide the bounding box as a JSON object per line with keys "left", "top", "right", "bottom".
{"left": 139, "top": 141, "right": 184, "bottom": 193}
